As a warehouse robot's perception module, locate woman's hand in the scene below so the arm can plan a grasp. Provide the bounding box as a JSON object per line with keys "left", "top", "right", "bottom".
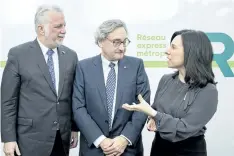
{"left": 122, "top": 94, "right": 156, "bottom": 117}
{"left": 147, "top": 117, "right": 157, "bottom": 132}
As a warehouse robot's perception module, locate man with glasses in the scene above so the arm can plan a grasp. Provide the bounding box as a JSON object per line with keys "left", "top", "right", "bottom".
{"left": 72, "top": 19, "right": 150, "bottom": 156}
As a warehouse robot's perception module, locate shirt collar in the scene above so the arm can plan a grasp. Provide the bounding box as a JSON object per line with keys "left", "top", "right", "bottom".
{"left": 101, "top": 54, "right": 118, "bottom": 68}
{"left": 37, "top": 38, "right": 57, "bottom": 55}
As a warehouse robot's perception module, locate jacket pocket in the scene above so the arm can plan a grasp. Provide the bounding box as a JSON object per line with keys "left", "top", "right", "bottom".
{"left": 17, "top": 117, "right": 33, "bottom": 126}
{"left": 17, "top": 117, "right": 33, "bottom": 134}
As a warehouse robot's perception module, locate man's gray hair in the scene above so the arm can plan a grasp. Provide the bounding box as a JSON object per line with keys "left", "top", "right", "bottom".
{"left": 94, "top": 19, "right": 128, "bottom": 45}
{"left": 34, "top": 4, "right": 63, "bottom": 32}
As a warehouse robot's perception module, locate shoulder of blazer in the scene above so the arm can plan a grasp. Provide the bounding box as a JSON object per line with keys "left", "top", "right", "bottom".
{"left": 58, "top": 45, "right": 77, "bottom": 60}
{"left": 8, "top": 41, "right": 33, "bottom": 56}
{"left": 59, "top": 45, "right": 76, "bottom": 54}
{"left": 119, "top": 56, "right": 143, "bottom": 69}
{"left": 80, "top": 55, "right": 99, "bottom": 65}
{"left": 77, "top": 55, "right": 104, "bottom": 73}
{"left": 123, "top": 55, "right": 142, "bottom": 63}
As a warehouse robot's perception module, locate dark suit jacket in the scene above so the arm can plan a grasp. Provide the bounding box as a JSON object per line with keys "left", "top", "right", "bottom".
{"left": 72, "top": 55, "right": 150, "bottom": 156}
{"left": 1, "top": 39, "right": 78, "bottom": 156}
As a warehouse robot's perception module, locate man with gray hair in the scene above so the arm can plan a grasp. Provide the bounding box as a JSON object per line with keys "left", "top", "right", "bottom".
{"left": 1, "top": 4, "right": 78, "bottom": 156}
{"left": 72, "top": 19, "right": 150, "bottom": 156}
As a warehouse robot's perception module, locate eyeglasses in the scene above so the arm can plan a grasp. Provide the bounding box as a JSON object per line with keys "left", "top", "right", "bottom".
{"left": 106, "top": 38, "right": 131, "bottom": 47}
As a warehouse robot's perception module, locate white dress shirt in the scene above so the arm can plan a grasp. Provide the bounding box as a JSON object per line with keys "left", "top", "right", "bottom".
{"left": 93, "top": 55, "right": 131, "bottom": 148}
{"left": 37, "top": 38, "right": 59, "bottom": 94}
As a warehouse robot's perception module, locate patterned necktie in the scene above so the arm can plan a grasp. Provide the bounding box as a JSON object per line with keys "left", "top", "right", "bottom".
{"left": 47, "top": 49, "right": 56, "bottom": 90}
{"left": 106, "top": 62, "right": 116, "bottom": 131}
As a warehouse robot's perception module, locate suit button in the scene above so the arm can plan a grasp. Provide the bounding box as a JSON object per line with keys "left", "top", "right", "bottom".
{"left": 54, "top": 121, "right": 58, "bottom": 124}
{"left": 105, "top": 120, "right": 108, "bottom": 123}
{"left": 57, "top": 102, "right": 59, "bottom": 105}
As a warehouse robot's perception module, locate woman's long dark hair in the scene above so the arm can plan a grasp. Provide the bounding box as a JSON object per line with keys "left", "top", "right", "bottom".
{"left": 170, "top": 30, "right": 216, "bottom": 88}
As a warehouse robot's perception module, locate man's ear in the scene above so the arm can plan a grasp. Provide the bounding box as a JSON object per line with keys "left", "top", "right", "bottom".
{"left": 98, "top": 41, "right": 103, "bottom": 48}
{"left": 38, "top": 25, "right": 45, "bottom": 36}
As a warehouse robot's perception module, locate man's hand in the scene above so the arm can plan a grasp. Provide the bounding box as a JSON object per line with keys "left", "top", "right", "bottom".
{"left": 100, "top": 138, "right": 114, "bottom": 151}
{"left": 103, "top": 136, "right": 128, "bottom": 156}
{"left": 3, "top": 142, "right": 21, "bottom": 156}
{"left": 70, "top": 131, "right": 78, "bottom": 149}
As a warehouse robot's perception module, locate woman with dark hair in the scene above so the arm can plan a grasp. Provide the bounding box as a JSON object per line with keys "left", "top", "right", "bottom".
{"left": 122, "top": 30, "right": 218, "bottom": 156}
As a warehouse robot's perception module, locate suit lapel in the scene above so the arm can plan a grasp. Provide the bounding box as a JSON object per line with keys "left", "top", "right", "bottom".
{"left": 57, "top": 47, "right": 67, "bottom": 99}
{"left": 114, "top": 57, "right": 129, "bottom": 115}
{"left": 30, "top": 40, "right": 57, "bottom": 96}
{"left": 93, "top": 55, "right": 108, "bottom": 111}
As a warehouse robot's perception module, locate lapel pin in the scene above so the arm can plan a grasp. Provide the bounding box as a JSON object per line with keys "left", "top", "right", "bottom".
{"left": 62, "top": 51, "right": 66, "bottom": 54}
{"left": 124, "top": 66, "right": 127, "bottom": 69}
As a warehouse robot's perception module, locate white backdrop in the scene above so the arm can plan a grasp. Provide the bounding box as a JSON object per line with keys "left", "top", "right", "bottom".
{"left": 1, "top": 0, "right": 234, "bottom": 156}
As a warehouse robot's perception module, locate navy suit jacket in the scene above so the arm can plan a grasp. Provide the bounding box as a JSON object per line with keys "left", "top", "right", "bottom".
{"left": 72, "top": 55, "right": 150, "bottom": 156}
